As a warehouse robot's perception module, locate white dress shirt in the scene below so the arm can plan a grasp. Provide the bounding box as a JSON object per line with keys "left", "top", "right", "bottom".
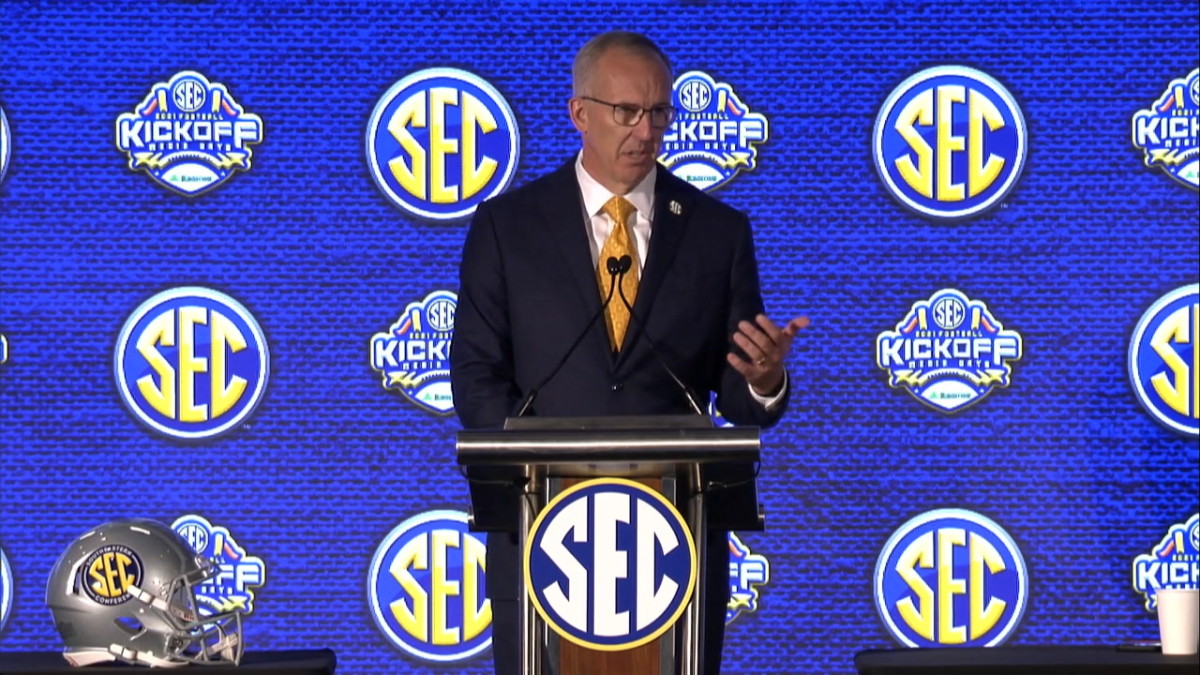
{"left": 573, "top": 153, "right": 786, "bottom": 409}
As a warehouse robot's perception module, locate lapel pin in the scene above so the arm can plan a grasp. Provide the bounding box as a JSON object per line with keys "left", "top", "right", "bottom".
{"left": 669, "top": 200, "right": 682, "bottom": 215}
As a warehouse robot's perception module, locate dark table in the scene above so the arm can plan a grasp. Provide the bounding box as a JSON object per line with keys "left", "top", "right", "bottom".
{"left": 855, "top": 645, "right": 1198, "bottom": 675}
{"left": 0, "top": 649, "right": 336, "bottom": 675}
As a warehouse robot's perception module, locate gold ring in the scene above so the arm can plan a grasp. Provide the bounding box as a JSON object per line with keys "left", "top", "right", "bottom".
{"left": 756, "top": 358, "right": 767, "bottom": 366}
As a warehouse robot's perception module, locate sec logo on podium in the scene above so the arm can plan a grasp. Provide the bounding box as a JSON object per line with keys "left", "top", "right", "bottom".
{"left": 524, "top": 478, "right": 697, "bottom": 650}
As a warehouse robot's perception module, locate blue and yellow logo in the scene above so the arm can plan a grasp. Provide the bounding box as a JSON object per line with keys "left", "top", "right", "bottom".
{"left": 81, "top": 544, "right": 143, "bottom": 606}
{"left": 660, "top": 71, "right": 768, "bottom": 192}
{"left": 116, "top": 71, "right": 263, "bottom": 196}
{"left": 875, "top": 509, "right": 1028, "bottom": 648}
{"left": 525, "top": 478, "right": 697, "bottom": 651}
{"left": 371, "top": 290, "right": 456, "bottom": 414}
{"left": 0, "top": 104, "right": 10, "bottom": 186}
{"left": 1, "top": 544, "right": 12, "bottom": 632}
{"left": 367, "top": 68, "right": 519, "bottom": 220}
{"left": 368, "top": 510, "right": 491, "bottom": 663}
{"left": 874, "top": 66, "right": 1026, "bottom": 219}
{"left": 114, "top": 287, "right": 269, "bottom": 440}
{"left": 1132, "top": 69, "right": 1199, "bottom": 190}
{"left": 172, "top": 515, "right": 265, "bottom": 616}
{"left": 877, "top": 289, "right": 1022, "bottom": 412}
{"left": 726, "top": 532, "right": 769, "bottom": 625}
{"left": 1131, "top": 513, "right": 1199, "bottom": 611}
{"left": 1129, "top": 284, "right": 1199, "bottom": 436}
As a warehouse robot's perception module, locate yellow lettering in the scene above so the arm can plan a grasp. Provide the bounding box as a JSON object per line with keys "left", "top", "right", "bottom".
{"left": 210, "top": 311, "right": 247, "bottom": 418}
{"left": 969, "top": 533, "right": 1007, "bottom": 639}
{"left": 462, "top": 532, "right": 490, "bottom": 641}
{"left": 388, "top": 93, "right": 427, "bottom": 200}
{"left": 460, "top": 92, "right": 497, "bottom": 200}
{"left": 431, "top": 531, "right": 460, "bottom": 645}
{"left": 136, "top": 311, "right": 176, "bottom": 418}
{"left": 178, "top": 307, "right": 208, "bottom": 423}
{"left": 1150, "top": 304, "right": 1196, "bottom": 417}
{"left": 390, "top": 534, "right": 428, "bottom": 642}
{"left": 895, "top": 90, "right": 934, "bottom": 198}
{"left": 895, "top": 531, "right": 935, "bottom": 640}
{"left": 429, "top": 87, "right": 459, "bottom": 204}
{"left": 936, "top": 85, "right": 965, "bottom": 202}
{"left": 968, "top": 90, "right": 1005, "bottom": 197}
{"left": 937, "top": 528, "right": 966, "bottom": 644}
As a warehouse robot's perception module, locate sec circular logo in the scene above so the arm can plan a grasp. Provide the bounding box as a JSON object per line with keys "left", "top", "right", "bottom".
{"left": 81, "top": 545, "right": 143, "bottom": 606}
{"left": 366, "top": 68, "right": 519, "bottom": 220}
{"left": 874, "top": 509, "right": 1028, "bottom": 648}
{"left": 874, "top": 66, "right": 1027, "bottom": 219}
{"left": 1129, "top": 283, "right": 1199, "bottom": 436}
{"left": 524, "top": 478, "right": 697, "bottom": 651}
{"left": 1, "top": 545, "right": 12, "bottom": 632}
{"left": 1, "top": 106, "right": 10, "bottom": 186}
{"left": 114, "top": 287, "right": 269, "bottom": 440}
{"left": 368, "top": 510, "right": 491, "bottom": 662}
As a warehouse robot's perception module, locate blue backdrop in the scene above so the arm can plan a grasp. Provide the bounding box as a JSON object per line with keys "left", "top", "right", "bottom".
{"left": 1, "top": 1, "right": 1197, "bottom": 673}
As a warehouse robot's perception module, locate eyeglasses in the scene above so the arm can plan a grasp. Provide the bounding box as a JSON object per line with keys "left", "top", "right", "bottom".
{"left": 580, "top": 96, "right": 677, "bottom": 128}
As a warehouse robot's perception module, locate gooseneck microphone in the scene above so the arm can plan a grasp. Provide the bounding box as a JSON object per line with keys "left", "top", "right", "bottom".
{"left": 612, "top": 255, "right": 707, "bottom": 416}
{"left": 511, "top": 256, "right": 625, "bottom": 417}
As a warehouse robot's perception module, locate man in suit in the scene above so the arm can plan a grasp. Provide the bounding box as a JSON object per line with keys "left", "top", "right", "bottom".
{"left": 451, "top": 30, "right": 807, "bottom": 675}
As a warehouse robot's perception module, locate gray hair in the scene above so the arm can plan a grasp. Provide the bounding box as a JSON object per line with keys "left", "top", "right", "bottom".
{"left": 572, "top": 31, "right": 672, "bottom": 97}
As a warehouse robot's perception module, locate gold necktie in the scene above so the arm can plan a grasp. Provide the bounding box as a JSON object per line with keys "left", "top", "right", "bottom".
{"left": 597, "top": 195, "right": 639, "bottom": 351}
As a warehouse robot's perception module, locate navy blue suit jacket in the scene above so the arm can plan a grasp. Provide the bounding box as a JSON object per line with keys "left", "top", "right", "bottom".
{"left": 451, "top": 161, "right": 789, "bottom": 428}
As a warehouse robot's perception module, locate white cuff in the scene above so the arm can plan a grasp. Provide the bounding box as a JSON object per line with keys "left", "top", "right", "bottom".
{"left": 748, "top": 370, "right": 788, "bottom": 411}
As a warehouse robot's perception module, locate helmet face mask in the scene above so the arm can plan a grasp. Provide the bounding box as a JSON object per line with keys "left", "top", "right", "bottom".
{"left": 46, "top": 519, "right": 244, "bottom": 667}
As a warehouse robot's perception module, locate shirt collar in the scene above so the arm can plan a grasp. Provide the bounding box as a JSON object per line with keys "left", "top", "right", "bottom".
{"left": 575, "top": 152, "right": 657, "bottom": 222}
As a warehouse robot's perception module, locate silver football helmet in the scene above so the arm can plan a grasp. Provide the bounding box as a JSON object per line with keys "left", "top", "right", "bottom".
{"left": 46, "top": 518, "right": 243, "bottom": 667}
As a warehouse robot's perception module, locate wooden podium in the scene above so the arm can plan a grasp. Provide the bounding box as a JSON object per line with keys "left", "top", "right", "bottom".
{"left": 456, "top": 415, "right": 762, "bottom": 675}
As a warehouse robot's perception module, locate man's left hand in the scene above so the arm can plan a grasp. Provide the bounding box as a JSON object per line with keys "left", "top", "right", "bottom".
{"left": 727, "top": 314, "right": 810, "bottom": 396}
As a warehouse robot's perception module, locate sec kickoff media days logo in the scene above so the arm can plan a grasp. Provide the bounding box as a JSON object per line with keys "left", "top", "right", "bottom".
{"left": 116, "top": 71, "right": 263, "bottom": 196}
{"left": 370, "top": 290, "right": 456, "bottom": 414}
{"left": 366, "top": 68, "right": 519, "bottom": 220}
{"left": 659, "top": 71, "right": 768, "bottom": 192}
{"left": 1132, "top": 68, "right": 1199, "bottom": 190}
{"left": 114, "top": 287, "right": 269, "bottom": 440}
{"left": 369, "top": 510, "right": 491, "bottom": 663}
{"left": 876, "top": 289, "right": 1023, "bottom": 412}
{"left": 1129, "top": 284, "right": 1199, "bottom": 436}
{"left": 875, "top": 509, "right": 1028, "bottom": 648}
{"left": 726, "top": 532, "right": 769, "bottom": 624}
{"left": 171, "top": 515, "right": 265, "bottom": 616}
{"left": 525, "top": 478, "right": 697, "bottom": 651}
{"left": 874, "top": 65, "right": 1027, "bottom": 220}
{"left": 1131, "top": 513, "right": 1199, "bottom": 611}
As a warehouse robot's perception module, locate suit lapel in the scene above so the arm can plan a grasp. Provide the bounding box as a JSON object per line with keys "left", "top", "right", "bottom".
{"left": 536, "top": 162, "right": 617, "bottom": 363}
{"left": 617, "top": 166, "right": 693, "bottom": 359}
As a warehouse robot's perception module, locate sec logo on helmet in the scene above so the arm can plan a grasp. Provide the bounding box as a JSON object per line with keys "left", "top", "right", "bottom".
{"left": 366, "top": 68, "right": 519, "bottom": 220}
{"left": 874, "top": 66, "right": 1027, "bottom": 219}
{"left": 1128, "top": 283, "right": 1199, "bottom": 436}
{"left": 875, "top": 509, "right": 1028, "bottom": 648}
{"left": 114, "top": 287, "right": 269, "bottom": 440}
{"left": 368, "top": 510, "right": 491, "bottom": 662}
{"left": 525, "top": 478, "right": 697, "bottom": 651}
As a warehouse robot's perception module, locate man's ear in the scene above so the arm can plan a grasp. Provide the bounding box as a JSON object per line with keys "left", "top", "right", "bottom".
{"left": 568, "top": 97, "right": 587, "bottom": 134}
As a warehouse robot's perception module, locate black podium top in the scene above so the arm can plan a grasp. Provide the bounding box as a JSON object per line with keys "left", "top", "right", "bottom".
{"left": 854, "top": 645, "right": 1198, "bottom": 675}
{"left": 0, "top": 650, "right": 336, "bottom": 675}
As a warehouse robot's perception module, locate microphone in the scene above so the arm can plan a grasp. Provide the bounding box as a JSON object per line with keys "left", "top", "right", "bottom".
{"left": 511, "top": 256, "right": 624, "bottom": 417}
{"left": 612, "top": 255, "right": 706, "bottom": 417}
